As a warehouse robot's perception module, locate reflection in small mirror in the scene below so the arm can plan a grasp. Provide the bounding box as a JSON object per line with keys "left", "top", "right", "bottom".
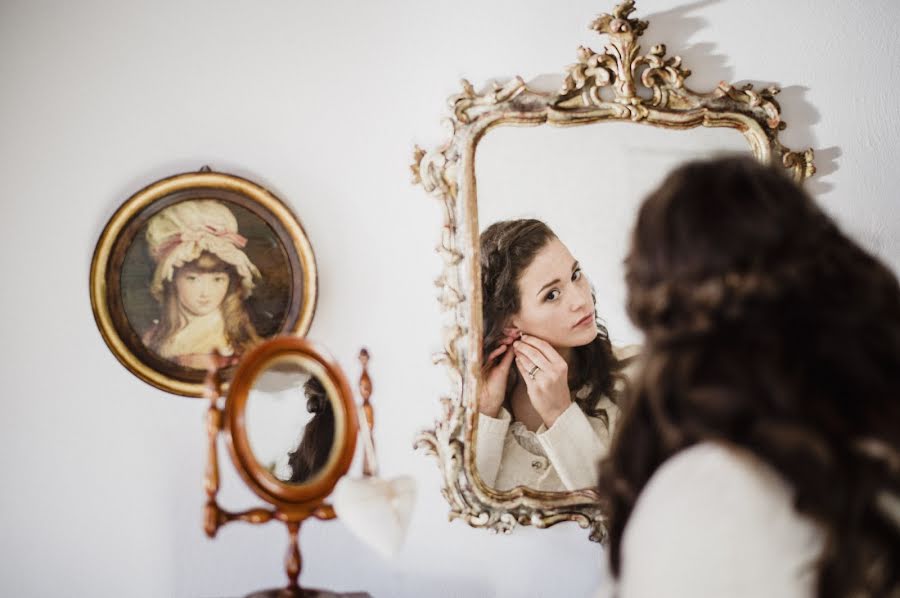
{"left": 474, "top": 123, "right": 751, "bottom": 493}
{"left": 245, "top": 358, "right": 336, "bottom": 485}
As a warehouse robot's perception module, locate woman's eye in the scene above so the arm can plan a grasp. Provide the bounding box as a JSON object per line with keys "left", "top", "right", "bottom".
{"left": 545, "top": 290, "right": 560, "bottom": 302}
{"left": 186, "top": 275, "right": 197, "bottom": 281}
{"left": 572, "top": 269, "right": 582, "bottom": 281}
{"left": 214, "top": 275, "right": 226, "bottom": 283}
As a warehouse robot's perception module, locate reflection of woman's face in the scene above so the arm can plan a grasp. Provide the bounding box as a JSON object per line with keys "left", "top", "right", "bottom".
{"left": 510, "top": 238, "right": 598, "bottom": 348}
{"left": 174, "top": 267, "right": 230, "bottom": 317}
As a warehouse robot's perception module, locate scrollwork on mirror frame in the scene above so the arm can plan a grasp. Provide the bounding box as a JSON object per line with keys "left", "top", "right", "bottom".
{"left": 411, "top": 0, "right": 816, "bottom": 542}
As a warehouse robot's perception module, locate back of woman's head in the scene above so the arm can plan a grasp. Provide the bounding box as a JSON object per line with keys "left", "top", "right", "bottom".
{"left": 288, "top": 376, "right": 335, "bottom": 483}
{"left": 600, "top": 155, "right": 900, "bottom": 596}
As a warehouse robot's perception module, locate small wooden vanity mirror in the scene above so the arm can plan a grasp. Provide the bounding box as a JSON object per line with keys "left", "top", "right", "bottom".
{"left": 203, "top": 337, "right": 361, "bottom": 598}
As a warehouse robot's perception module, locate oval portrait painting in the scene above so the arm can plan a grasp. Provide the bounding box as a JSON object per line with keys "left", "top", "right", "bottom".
{"left": 90, "top": 169, "right": 317, "bottom": 397}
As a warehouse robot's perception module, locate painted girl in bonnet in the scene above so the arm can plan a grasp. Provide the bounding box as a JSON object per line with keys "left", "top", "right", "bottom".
{"left": 142, "top": 199, "right": 262, "bottom": 369}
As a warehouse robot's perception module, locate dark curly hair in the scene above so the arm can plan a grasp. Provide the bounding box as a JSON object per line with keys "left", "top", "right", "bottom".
{"left": 597, "top": 156, "right": 900, "bottom": 597}
{"left": 480, "top": 219, "right": 623, "bottom": 421}
{"left": 288, "top": 376, "right": 335, "bottom": 483}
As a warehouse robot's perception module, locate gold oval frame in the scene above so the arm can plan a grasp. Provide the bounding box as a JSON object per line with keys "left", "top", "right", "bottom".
{"left": 223, "top": 336, "right": 358, "bottom": 515}
{"left": 412, "top": 1, "right": 817, "bottom": 541}
{"left": 90, "top": 169, "right": 317, "bottom": 397}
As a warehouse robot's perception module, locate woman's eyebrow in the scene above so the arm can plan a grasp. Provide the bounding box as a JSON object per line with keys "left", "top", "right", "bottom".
{"left": 537, "top": 278, "right": 560, "bottom": 296}
{"left": 536, "top": 261, "right": 579, "bottom": 296}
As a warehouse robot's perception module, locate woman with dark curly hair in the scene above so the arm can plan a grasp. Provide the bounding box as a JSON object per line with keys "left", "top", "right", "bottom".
{"left": 597, "top": 156, "right": 900, "bottom": 597}
{"left": 476, "top": 219, "right": 639, "bottom": 492}
{"left": 287, "top": 376, "right": 335, "bottom": 483}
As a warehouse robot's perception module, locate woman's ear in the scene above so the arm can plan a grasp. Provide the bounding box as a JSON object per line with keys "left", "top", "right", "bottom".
{"left": 505, "top": 318, "right": 521, "bottom": 334}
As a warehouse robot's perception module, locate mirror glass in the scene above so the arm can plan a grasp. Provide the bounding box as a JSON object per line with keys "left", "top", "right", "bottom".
{"left": 474, "top": 122, "right": 752, "bottom": 492}
{"left": 245, "top": 356, "right": 337, "bottom": 485}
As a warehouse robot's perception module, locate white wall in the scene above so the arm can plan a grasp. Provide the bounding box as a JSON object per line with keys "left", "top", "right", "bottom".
{"left": 477, "top": 123, "right": 753, "bottom": 345}
{"left": 1, "top": 1, "right": 898, "bottom": 597}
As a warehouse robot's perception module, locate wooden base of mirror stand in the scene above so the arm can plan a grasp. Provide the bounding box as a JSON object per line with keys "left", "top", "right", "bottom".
{"left": 240, "top": 513, "right": 370, "bottom": 598}
{"left": 204, "top": 369, "right": 371, "bottom": 598}
{"left": 246, "top": 589, "right": 371, "bottom": 598}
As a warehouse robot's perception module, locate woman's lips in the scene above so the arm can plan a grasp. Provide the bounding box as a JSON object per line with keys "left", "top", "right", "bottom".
{"left": 574, "top": 314, "right": 593, "bottom": 328}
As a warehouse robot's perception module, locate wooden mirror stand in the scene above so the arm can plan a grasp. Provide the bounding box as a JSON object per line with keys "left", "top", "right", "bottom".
{"left": 202, "top": 340, "right": 373, "bottom": 598}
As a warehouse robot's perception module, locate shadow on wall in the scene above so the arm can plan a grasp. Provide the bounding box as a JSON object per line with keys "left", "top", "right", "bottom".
{"left": 524, "top": 2, "right": 837, "bottom": 202}
{"left": 644, "top": 0, "right": 730, "bottom": 90}
{"left": 772, "top": 85, "right": 839, "bottom": 198}
{"left": 644, "top": 1, "right": 837, "bottom": 197}
{"left": 646, "top": 1, "right": 837, "bottom": 199}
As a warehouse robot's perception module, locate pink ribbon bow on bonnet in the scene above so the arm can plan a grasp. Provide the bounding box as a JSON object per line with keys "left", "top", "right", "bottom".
{"left": 145, "top": 199, "right": 261, "bottom": 301}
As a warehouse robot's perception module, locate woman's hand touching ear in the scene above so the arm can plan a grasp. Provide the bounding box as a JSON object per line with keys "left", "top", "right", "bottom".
{"left": 513, "top": 334, "right": 572, "bottom": 428}
{"left": 479, "top": 329, "right": 520, "bottom": 418}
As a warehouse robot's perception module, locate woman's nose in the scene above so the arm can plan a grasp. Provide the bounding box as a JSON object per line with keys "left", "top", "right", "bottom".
{"left": 569, "top": 288, "right": 588, "bottom": 311}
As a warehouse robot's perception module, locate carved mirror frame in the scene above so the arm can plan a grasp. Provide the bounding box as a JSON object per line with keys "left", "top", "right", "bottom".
{"left": 411, "top": 0, "right": 816, "bottom": 541}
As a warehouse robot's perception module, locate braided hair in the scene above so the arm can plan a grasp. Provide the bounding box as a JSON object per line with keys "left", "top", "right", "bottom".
{"left": 598, "top": 156, "right": 900, "bottom": 597}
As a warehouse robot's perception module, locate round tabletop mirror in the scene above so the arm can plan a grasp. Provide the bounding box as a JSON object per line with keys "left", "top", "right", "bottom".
{"left": 224, "top": 337, "right": 358, "bottom": 510}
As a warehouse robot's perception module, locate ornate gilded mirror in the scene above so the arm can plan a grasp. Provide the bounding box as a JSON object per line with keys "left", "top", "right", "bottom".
{"left": 203, "top": 337, "right": 360, "bottom": 597}
{"left": 412, "top": 1, "right": 815, "bottom": 541}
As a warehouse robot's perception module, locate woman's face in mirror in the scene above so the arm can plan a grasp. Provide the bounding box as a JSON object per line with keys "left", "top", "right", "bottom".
{"left": 509, "top": 237, "right": 598, "bottom": 349}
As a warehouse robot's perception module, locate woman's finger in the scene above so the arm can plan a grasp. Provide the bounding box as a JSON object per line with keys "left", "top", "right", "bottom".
{"left": 495, "top": 343, "right": 515, "bottom": 375}
{"left": 484, "top": 343, "right": 516, "bottom": 376}
{"left": 515, "top": 350, "right": 535, "bottom": 371}
{"left": 519, "top": 334, "right": 565, "bottom": 368}
{"left": 514, "top": 356, "right": 535, "bottom": 388}
{"left": 514, "top": 352, "right": 540, "bottom": 385}
{"left": 485, "top": 344, "right": 507, "bottom": 364}
{"left": 513, "top": 340, "right": 553, "bottom": 372}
